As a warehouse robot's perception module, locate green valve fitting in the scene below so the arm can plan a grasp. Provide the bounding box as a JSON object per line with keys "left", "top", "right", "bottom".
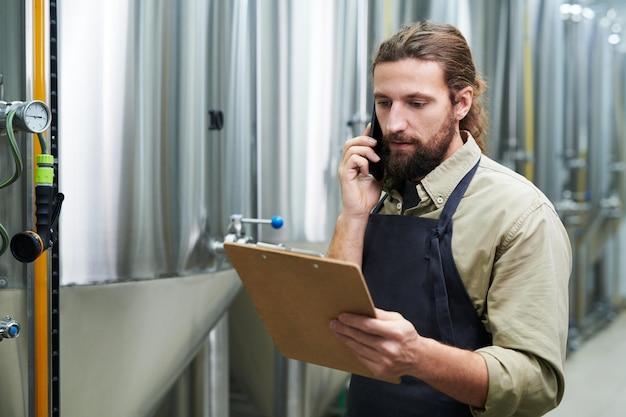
{"left": 35, "top": 154, "right": 55, "bottom": 185}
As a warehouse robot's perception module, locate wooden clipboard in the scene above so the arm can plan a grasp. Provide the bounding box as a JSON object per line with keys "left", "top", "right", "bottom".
{"left": 224, "top": 242, "right": 400, "bottom": 384}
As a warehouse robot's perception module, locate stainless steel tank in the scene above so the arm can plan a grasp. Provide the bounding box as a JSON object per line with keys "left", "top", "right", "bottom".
{"left": 55, "top": 1, "right": 250, "bottom": 416}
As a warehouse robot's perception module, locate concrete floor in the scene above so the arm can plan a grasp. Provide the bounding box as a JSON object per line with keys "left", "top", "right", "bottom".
{"left": 545, "top": 311, "right": 626, "bottom": 417}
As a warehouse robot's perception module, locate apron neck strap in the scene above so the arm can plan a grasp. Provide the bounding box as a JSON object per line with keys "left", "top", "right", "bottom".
{"left": 437, "top": 158, "right": 480, "bottom": 228}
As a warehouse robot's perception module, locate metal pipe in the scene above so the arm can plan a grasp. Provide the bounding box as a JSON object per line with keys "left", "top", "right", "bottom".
{"left": 168, "top": 313, "right": 231, "bottom": 417}
{"left": 286, "top": 359, "right": 305, "bottom": 417}
{"left": 522, "top": 3, "right": 535, "bottom": 181}
{"left": 207, "top": 313, "right": 229, "bottom": 417}
{"left": 356, "top": 0, "right": 368, "bottom": 123}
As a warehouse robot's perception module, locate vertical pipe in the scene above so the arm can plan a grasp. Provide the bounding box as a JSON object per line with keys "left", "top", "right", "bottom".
{"left": 254, "top": 0, "right": 263, "bottom": 233}
{"left": 506, "top": 2, "right": 519, "bottom": 170}
{"left": 286, "top": 360, "right": 305, "bottom": 417}
{"left": 272, "top": 1, "right": 289, "bottom": 412}
{"left": 207, "top": 314, "right": 229, "bottom": 417}
{"left": 32, "top": 1, "right": 50, "bottom": 416}
{"left": 522, "top": 2, "right": 535, "bottom": 181}
{"left": 356, "top": 0, "right": 368, "bottom": 122}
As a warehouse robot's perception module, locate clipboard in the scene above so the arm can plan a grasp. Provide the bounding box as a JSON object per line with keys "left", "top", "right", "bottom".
{"left": 224, "top": 242, "right": 400, "bottom": 384}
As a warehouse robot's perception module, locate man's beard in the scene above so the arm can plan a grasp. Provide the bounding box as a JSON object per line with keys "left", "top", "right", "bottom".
{"left": 382, "top": 110, "right": 457, "bottom": 184}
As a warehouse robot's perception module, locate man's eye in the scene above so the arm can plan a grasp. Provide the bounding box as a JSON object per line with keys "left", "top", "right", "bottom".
{"left": 411, "top": 102, "right": 425, "bottom": 108}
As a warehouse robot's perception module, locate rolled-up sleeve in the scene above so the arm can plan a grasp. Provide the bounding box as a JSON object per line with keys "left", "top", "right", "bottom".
{"left": 471, "top": 201, "right": 572, "bottom": 417}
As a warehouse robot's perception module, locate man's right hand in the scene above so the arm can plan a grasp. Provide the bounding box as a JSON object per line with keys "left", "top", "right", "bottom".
{"left": 337, "top": 125, "right": 384, "bottom": 219}
{"left": 327, "top": 127, "right": 384, "bottom": 264}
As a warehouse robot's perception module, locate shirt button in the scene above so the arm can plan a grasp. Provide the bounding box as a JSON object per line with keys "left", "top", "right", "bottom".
{"left": 436, "top": 196, "right": 444, "bottom": 204}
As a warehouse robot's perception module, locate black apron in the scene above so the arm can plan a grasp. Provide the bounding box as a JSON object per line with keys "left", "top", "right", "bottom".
{"left": 346, "top": 161, "right": 492, "bottom": 417}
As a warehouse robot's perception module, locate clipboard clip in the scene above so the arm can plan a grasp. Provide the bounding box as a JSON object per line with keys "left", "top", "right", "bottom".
{"left": 211, "top": 213, "right": 284, "bottom": 253}
{"left": 254, "top": 241, "right": 325, "bottom": 257}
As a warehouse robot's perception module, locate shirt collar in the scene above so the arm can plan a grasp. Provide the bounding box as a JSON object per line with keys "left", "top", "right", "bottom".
{"left": 420, "top": 132, "right": 481, "bottom": 209}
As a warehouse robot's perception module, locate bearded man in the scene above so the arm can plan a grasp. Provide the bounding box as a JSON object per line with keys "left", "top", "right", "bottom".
{"left": 327, "top": 21, "right": 571, "bottom": 417}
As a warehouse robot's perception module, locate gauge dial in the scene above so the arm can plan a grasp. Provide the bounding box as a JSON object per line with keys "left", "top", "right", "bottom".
{"left": 17, "top": 100, "right": 51, "bottom": 133}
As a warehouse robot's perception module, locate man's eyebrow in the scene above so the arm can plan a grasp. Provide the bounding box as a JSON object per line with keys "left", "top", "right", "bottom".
{"left": 404, "top": 92, "right": 435, "bottom": 101}
{"left": 373, "top": 92, "right": 435, "bottom": 101}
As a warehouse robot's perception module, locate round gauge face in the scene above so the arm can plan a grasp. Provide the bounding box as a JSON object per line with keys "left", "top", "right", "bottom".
{"left": 21, "top": 101, "right": 51, "bottom": 133}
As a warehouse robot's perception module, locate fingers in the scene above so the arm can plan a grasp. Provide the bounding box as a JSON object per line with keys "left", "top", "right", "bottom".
{"left": 330, "top": 310, "right": 418, "bottom": 356}
{"left": 363, "top": 122, "right": 372, "bottom": 137}
{"left": 330, "top": 316, "right": 381, "bottom": 345}
{"left": 335, "top": 309, "right": 400, "bottom": 333}
{"left": 329, "top": 313, "right": 411, "bottom": 378}
{"left": 330, "top": 309, "right": 423, "bottom": 378}
{"left": 329, "top": 318, "right": 385, "bottom": 363}
{"left": 342, "top": 136, "right": 380, "bottom": 162}
{"left": 340, "top": 136, "right": 380, "bottom": 177}
{"left": 333, "top": 312, "right": 381, "bottom": 336}
{"left": 329, "top": 311, "right": 401, "bottom": 352}
{"left": 337, "top": 134, "right": 384, "bottom": 215}
{"left": 340, "top": 150, "right": 371, "bottom": 179}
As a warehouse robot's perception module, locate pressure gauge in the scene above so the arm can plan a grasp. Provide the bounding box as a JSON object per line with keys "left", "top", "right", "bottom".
{"left": 15, "top": 100, "right": 52, "bottom": 133}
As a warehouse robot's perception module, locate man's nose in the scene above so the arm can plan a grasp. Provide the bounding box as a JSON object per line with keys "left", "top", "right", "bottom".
{"left": 385, "top": 105, "right": 409, "bottom": 133}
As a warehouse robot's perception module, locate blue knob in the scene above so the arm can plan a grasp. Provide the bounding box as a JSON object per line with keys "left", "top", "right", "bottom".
{"left": 8, "top": 325, "right": 19, "bottom": 337}
{"left": 271, "top": 216, "right": 284, "bottom": 229}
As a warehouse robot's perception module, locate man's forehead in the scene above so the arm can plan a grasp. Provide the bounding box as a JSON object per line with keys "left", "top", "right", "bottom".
{"left": 373, "top": 58, "right": 447, "bottom": 97}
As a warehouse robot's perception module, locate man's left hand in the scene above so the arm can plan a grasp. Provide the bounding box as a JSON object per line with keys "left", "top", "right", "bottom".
{"left": 329, "top": 308, "right": 422, "bottom": 380}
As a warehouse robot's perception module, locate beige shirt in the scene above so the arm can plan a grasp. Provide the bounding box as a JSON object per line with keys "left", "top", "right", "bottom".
{"left": 378, "top": 133, "right": 572, "bottom": 417}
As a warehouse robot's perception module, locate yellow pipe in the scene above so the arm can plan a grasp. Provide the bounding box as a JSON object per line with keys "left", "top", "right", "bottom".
{"left": 384, "top": 0, "right": 393, "bottom": 38}
{"left": 33, "top": 1, "right": 49, "bottom": 416}
{"left": 522, "top": 3, "right": 535, "bottom": 181}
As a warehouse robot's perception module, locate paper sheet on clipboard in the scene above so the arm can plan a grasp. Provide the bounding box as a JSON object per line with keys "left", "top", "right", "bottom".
{"left": 224, "top": 242, "right": 400, "bottom": 384}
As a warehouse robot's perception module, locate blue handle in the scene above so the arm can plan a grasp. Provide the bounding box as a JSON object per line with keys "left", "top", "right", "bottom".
{"left": 271, "top": 216, "right": 284, "bottom": 229}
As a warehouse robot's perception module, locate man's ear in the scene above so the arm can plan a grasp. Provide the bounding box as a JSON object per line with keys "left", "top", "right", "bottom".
{"left": 454, "top": 86, "right": 474, "bottom": 120}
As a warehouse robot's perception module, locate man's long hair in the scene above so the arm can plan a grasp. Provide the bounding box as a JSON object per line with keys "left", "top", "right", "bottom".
{"left": 372, "top": 21, "right": 489, "bottom": 152}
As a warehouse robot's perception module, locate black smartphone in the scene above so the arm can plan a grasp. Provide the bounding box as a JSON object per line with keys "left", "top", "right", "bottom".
{"left": 369, "top": 104, "right": 384, "bottom": 181}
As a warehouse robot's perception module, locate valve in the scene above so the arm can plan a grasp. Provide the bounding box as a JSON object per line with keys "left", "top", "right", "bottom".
{"left": 0, "top": 316, "right": 20, "bottom": 341}
{"left": 211, "top": 214, "right": 284, "bottom": 253}
{"left": 236, "top": 214, "right": 284, "bottom": 229}
{"left": 10, "top": 155, "right": 64, "bottom": 263}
